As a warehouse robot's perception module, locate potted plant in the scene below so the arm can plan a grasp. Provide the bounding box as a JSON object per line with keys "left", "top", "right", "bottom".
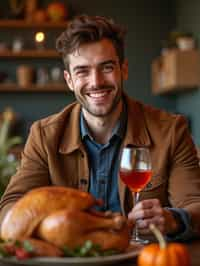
{"left": 0, "top": 108, "right": 22, "bottom": 197}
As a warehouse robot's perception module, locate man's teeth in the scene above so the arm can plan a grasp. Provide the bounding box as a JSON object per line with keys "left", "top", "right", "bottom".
{"left": 89, "top": 91, "right": 108, "bottom": 98}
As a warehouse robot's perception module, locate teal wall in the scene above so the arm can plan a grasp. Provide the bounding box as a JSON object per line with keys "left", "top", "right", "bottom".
{"left": 0, "top": 1, "right": 177, "bottom": 140}
{"left": 176, "top": 0, "right": 200, "bottom": 145}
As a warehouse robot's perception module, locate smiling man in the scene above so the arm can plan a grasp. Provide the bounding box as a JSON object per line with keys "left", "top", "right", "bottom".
{"left": 0, "top": 15, "right": 200, "bottom": 242}
{"left": 64, "top": 38, "right": 127, "bottom": 144}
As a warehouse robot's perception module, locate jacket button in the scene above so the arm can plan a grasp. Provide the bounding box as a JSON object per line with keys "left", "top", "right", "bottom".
{"left": 79, "top": 178, "right": 88, "bottom": 191}
{"left": 146, "top": 182, "right": 152, "bottom": 189}
{"left": 80, "top": 178, "right": 88, "bottom": 185}
{"left": 79, "top": 151, "right": 84, "bottom": 158}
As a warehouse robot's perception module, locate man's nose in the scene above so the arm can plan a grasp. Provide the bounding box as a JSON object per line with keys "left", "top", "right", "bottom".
{"left": 90, "top": 70, "right": 103, "bottom": 87}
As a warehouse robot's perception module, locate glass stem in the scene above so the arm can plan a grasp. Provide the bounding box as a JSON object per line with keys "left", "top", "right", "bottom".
{"left": 133, "top": 192, "right": 140, "bottom": 240}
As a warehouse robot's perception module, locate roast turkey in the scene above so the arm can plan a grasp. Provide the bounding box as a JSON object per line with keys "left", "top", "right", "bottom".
{"left": 1, "top": 186, "right": 102, "bottom": 240}
{"left": 37, "top": 208, "right": 130, "bottom": 251}
{"left": 0, "top": 186, "right": 131, "bottom": 256}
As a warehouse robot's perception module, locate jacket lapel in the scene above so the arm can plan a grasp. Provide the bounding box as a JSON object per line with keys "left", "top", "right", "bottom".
{"left": 59, "top": 103, "right": 83, "bottom": 154}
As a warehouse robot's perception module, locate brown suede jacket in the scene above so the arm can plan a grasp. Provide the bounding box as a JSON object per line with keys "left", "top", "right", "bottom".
{"left": 0, "top": 94, "right": 200, "bottom": 234}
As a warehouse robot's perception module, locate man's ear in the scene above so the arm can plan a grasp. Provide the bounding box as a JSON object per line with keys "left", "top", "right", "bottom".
{"left": 64, "top": 70, "right": 74, "bottom": 91}
{"left": 122, "top": 59, "right": 128, "bottom": 81}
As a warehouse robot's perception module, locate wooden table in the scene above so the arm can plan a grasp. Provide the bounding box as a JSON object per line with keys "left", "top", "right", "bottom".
{"left": 186, "top": 239, "right": 200, "bottom": 266}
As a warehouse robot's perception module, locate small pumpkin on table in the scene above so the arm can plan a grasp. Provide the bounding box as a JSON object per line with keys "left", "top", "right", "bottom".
{"left": 138, "top": 224, "right": 191, "bottom": 266}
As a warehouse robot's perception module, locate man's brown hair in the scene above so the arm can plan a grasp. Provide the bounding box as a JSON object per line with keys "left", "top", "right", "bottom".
{"left": 56, "top": 14, "right": 126, "bottom": 70}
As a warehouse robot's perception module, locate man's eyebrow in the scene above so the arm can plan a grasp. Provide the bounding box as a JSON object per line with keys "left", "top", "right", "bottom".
{"left": 72, "top": 65, "right": 89, "bottom": 72}
{"left": 72, "top": 60, "right": 118, "bottom": 72}
{"left": 100, "top": 60, "right": 118, "bottom": 66}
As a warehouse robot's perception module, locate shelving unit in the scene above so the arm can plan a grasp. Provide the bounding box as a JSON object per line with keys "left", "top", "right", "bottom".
{"left": 0, "top": 20, "right": 68, "bottom": 28}
{"left": 0, "top": 50, "right": 60, "bottom": 58}
{"left": 0, "top": 83, "right": 67, "bottom": 92}
{"left": 0, "top": 19, "right": 68, "bottom": 93}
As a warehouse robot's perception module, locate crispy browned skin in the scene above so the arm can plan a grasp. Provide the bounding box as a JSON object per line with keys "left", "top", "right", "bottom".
{"left": 1, "top": 186, "right": 100, "bottom": 240}
{"left": 37, "top": 209, "right": 130, "bottom": 252}
{"left": 22, "top": 238, "right": 63, "bottom": 257}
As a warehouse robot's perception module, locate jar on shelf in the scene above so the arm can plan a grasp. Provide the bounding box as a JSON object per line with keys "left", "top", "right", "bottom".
{"left": 12, "top": 37, "right": 24, "bottom": 52}
{"left": 50, "top": 67, "right": 63, "bottom": 82}
{"left": 36, "top": 67, "right": 49, "bottom": 85}
{"left": 16, "top": 65, "right": 34, "bottom": 87}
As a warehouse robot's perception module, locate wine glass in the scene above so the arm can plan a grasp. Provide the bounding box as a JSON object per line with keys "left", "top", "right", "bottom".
{"left": 119, "top": 146, "right": 152, "bottom": 244}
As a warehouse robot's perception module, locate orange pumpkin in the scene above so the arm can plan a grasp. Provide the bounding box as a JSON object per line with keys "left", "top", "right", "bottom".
{"left": 138, "top": 224, "right": 191, "bottom": 266}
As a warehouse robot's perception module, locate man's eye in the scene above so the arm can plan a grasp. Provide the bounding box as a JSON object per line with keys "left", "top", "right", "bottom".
{"left": 75, "top": 70, "right": 88, "bottom": 77}
{"left": 102, "top": 65, "right": 114, "bottom": 73}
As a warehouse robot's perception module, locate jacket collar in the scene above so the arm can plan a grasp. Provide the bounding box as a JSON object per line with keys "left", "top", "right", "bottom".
{"left": 59, "top": 93, "right": 152, "bottom": 154}
{"left": 122, "top": 93, "right": 152, "bottom": 148}
{"left": 59, "top": 103, "right": 83, "bottom": 154}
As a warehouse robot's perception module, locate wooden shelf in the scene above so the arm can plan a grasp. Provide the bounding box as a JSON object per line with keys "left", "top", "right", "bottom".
{"left": 0, "top": 83, "right": 68, "bottom": 92}
{"left": 0, "top": 19, "right": 68, "bottom": 29}
{"left": 0, "top": 19, "right": 67, "bottom": 93}
{"left": 0, "top": 50, "right": 60, "bottom": 58}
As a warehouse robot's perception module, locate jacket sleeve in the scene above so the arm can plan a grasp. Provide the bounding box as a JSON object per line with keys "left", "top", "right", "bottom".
{"left": 168, "top": 115, "right": 200, "bottom": 236}
{"left": 0, "top": 121, "right": 50, "bottom": 226}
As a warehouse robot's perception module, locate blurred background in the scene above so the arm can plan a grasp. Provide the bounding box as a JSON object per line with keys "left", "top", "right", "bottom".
{"left": 0, "top": 0, "right": 200, "bottom": 147}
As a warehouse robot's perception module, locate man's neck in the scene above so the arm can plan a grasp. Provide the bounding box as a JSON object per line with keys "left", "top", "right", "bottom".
{"left": 82, "top": 101, "right": 123, "bottom": 144}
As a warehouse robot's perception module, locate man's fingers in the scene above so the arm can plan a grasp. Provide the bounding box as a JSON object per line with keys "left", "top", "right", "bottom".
{"left": 137, "top": 216, "right": 165, "bottom": 229}
{"left": 129, "top": 205, "right": 164, "bottom": 220}
{"left": 130, "top": 209, "right": 154, "bottom": 220}
{"left": 134, "top": 198, "right": 161, "bottom": 211}
{"left": 139, "top": 224, "right": 165, "bottom": 235}
{"left": 128, "top": 198, "right": 169, "bottom": 235}
{"left": 138, "top": 219, "right": 165, "bottom": 235}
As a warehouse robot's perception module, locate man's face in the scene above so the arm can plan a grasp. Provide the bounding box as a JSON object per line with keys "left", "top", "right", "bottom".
{"left": 64, "top": 38, "right": 128, "bottom": 118}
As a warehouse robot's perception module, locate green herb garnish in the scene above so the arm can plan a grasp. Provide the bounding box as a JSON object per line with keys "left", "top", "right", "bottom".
{"left": 22, "top": 240, "right": 34, "bottom": 253}
{"left": 62, "top": 240, "right": 119, "bottom": 257}
{"left": 0, "top": 246, "right": 9, "bottom": 258}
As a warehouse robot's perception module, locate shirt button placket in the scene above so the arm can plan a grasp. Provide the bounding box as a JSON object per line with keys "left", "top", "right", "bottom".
{"left": 98, "top": 178, "right": 107, "bottom": 210}
{"left": 78, "top": 150, "right": 89, "bottom": 192}
{"left": 79, "top": 178, "right": 88, "bottom": 191}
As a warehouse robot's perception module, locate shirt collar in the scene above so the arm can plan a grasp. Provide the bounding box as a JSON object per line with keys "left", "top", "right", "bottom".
{"left": 80, "top": 103, "right": 127, "bottom": 142}
{"left": 112, "top": 102, "right": 127, "bottom": 139}
{"left": 80, "top": 112, "right": 90, "bottom": 139}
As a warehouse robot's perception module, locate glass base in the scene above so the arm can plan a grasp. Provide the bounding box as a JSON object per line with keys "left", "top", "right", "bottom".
{"left": 130, "top": 236, "right": 149, "bottom": 245}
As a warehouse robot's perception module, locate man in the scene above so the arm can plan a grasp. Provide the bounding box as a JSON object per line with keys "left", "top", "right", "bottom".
{"left": 0, "top": 15, "right": 200, "bottom": 241}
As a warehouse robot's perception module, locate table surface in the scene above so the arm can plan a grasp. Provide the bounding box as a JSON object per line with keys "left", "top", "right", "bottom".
{"left": 0, "top": 239, "right": 199, "bottom": 266}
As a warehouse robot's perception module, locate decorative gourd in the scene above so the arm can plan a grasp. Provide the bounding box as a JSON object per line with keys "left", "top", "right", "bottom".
{"left": 137, "top": 224, "right": 191, "bottom": 266}
{"left": 46, "top": 2, "right": 68, "bottom": 21}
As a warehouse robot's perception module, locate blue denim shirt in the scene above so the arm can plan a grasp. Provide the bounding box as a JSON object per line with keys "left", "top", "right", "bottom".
{"left": 80, "top": 107, "right": 127, "bottom": 212}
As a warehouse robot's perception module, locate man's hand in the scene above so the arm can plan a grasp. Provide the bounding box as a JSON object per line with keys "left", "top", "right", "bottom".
{"left": 128, "top": 199, "right": 180, "bottom": 235}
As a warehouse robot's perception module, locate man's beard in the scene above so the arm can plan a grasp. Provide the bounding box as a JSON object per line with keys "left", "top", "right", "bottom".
{"left": 78, "top": 82, "right": 123, "bottom": 118}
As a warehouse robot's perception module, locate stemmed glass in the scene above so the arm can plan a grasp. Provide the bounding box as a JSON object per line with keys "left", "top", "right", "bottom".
{"left": 119, "top": 146, "right": 152, "bottom": 244}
